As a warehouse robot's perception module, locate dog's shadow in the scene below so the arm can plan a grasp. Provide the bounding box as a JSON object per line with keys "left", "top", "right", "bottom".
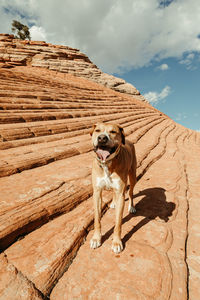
{"left": 102, "top": 187, "right": 176, "bottom": 248}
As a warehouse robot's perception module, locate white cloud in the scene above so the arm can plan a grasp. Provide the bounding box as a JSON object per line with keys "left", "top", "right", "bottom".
{"left": 175, "top": 112, "right": 187, "bottom": 121}
{"left": 179, "top": 53, "right": 195, "bottom": 69}
{"left": 1, "top": 0, "right": 200, "bottom": 73}
{"left": 144, "top": 85, "right": 171, "bottom": 104}
{"left": 158, "top": 63, "right": 169, "bottom": 70}
{"left": 29, "top": 26, "right": 47, "bottom": 41}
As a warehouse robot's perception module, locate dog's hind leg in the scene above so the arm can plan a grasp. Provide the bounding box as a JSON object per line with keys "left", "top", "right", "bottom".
{"left": 128, "top": 167, "right": 137, "bottom": 214}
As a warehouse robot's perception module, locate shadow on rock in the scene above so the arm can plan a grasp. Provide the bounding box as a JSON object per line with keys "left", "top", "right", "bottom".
{"left": 102, "top": 187, "right": 176, "bottom": 249}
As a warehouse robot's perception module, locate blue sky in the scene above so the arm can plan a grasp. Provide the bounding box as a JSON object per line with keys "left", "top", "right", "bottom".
{"left": 116, "top": 56, "right": 200, "bottom": 130}
{"left": 0, "top": 0, "right": 200, "bottom": 131}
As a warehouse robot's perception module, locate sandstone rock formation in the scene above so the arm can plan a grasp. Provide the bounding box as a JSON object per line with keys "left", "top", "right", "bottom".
{"left": 0, "top": 34, "right": 143, "bottom": 99}
{"left": 0, "top": 35, "right": 200, "bottom": 299}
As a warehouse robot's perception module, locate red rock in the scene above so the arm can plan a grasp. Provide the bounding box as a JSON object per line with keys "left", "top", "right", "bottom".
{"left": 0, "top": 34, "right": 141, "bottom": 98}
{"left": 0, "top": 253, "right": 43, "bottom": 300}
{"left": 0, "top": 35, "right": 199, "bottom": 299}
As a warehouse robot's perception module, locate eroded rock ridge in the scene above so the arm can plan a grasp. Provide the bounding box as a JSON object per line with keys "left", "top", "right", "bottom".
{"left": 0, "top": 33, "right": 143, "bottom": 99}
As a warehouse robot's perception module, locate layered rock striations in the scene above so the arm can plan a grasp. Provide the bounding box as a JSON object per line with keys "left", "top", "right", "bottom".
{"left": 0, "top": 34, "right": 143, "bottom": 99}
{"left": 0, "top": 35, "right": 200, "bottom": 299}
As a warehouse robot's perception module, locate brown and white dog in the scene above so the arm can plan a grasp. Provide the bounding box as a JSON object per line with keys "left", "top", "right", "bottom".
{"left": 90, "top": 122, "right": 137, "bottom": 253}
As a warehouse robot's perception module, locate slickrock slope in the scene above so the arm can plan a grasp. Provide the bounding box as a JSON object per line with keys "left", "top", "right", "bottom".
{"left": 0, "top": 42, "right": 200, "bottom": 300}
{"left": 0, "top": 34, "right": 143, "bottom": 99}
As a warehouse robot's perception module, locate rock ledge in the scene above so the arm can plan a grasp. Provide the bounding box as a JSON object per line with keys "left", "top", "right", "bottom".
{"left": 0, "top": 33, "right": 143, "bottom": 100}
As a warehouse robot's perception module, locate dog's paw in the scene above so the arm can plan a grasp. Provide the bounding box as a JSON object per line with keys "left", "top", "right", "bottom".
{"left": 111, "top": 240, "right": 123, "bottom": 253}
{"left": 90, "top": 237, "right": 101, "bottom": 249}
{"left": 128, "top": 204, "right": 136, "bottom": 214}
{"left": 110, "top": 201, "right": 116, "bottom": 208}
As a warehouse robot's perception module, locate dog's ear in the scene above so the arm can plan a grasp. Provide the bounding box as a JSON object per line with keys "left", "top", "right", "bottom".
{"left": 90, "top": 124, "right": 96, "bottom": 136}
{"left": 119, "top": 126, "right": 125, "bottom": 145}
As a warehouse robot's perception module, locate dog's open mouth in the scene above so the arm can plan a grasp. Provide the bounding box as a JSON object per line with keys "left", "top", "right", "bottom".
{"left": 94, "top": 146, "right": 117, "bottom": 161}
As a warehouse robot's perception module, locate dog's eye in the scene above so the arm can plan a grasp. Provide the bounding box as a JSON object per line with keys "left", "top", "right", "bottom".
{"left": 95, "top": 129, "right": 101, "bottom": 133}
{"left": 110, "top": 130, "right": 117, "bottom": 134}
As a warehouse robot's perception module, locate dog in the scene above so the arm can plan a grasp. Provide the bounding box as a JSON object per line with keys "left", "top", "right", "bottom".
{"left": 90, "top": 122, "right": 137, "bottom": 253}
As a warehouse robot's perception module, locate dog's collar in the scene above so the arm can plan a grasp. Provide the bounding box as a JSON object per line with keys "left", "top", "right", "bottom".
{"left": 95, "top": 145, "right": 121, "bottom": 167}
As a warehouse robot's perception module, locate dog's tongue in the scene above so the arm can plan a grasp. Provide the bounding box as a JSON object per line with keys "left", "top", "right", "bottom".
{"left": 96, "top": 148, "right": 110, "bottom": 161}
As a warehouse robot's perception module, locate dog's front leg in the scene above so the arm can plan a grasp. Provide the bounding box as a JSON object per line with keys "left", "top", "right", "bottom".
{"left": 90, "top": 188, "right": 102, "bottom": 249}
{"left": 112, "top": 190, "right": 125, "bottom": 253}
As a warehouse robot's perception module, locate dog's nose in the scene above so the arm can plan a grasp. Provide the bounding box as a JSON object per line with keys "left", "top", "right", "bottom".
{"left": 98, "top": 134, "right": 108, "bottom": 144}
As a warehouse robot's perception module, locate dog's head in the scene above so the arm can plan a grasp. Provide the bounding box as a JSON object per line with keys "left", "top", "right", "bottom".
{"left": 90, "top": 123, "right": 125, "bottom": 162}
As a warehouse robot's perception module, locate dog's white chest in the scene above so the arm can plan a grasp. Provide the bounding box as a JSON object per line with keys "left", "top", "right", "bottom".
{"left": 96, "top": 166, "right": 120, "bottom": 190}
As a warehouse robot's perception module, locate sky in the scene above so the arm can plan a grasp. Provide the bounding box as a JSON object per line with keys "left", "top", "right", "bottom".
{"left": 0, "top": 0, "right": 200, "bottom": 131}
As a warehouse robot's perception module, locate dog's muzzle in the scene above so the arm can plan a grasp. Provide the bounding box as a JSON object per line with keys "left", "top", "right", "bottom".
{"left": 93, "top": 134, "right": 120, "bottom": 162}
{"left": 97, "top": 134, "right": 108, "bottom": 145}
